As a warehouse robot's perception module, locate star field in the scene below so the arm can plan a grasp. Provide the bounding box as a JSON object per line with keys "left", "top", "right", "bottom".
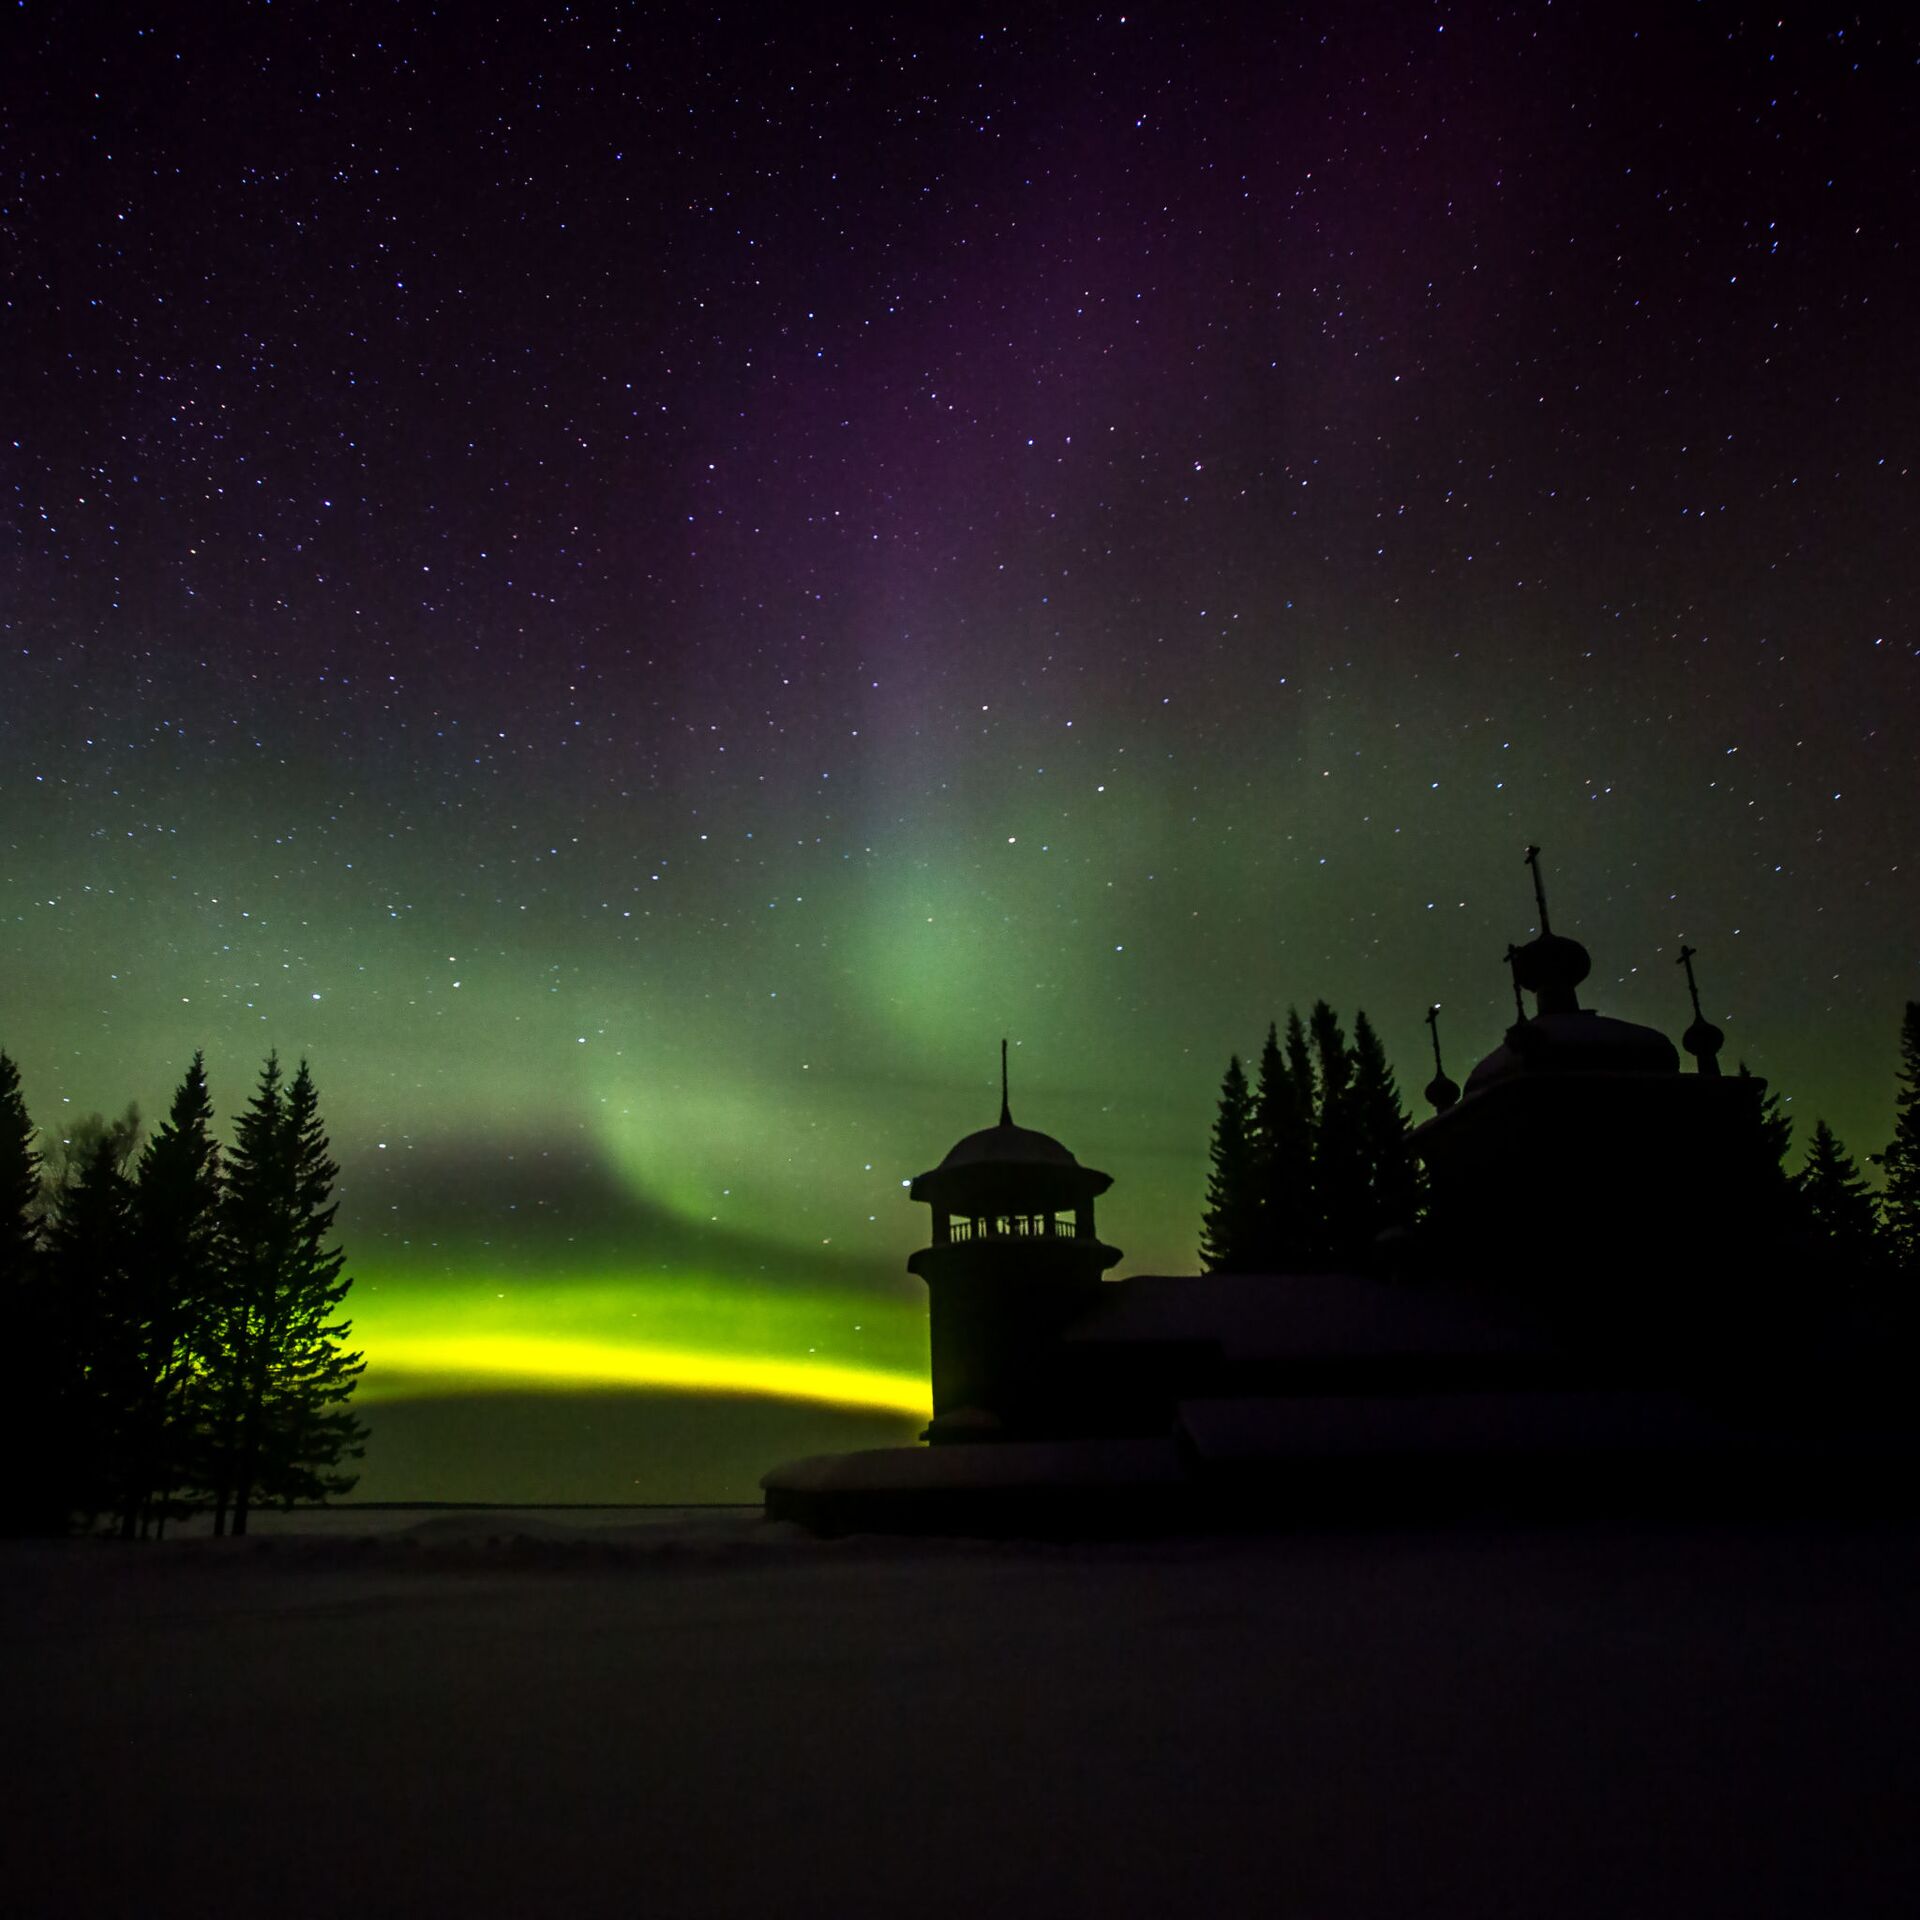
{"left": 7, "top": 4, "right": 1916, "bottom": 1496}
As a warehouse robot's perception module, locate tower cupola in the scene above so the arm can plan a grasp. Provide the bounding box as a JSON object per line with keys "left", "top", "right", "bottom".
{"left": 907, "top": 1044, "right": 1122, "bottom": 1442}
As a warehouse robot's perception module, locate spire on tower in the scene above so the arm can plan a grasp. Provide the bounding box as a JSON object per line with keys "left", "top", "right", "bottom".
{"left": 1675, "top": 944, "right": 1725, "bottom": 1076}
{"left": 999, "top": 1037, "right": 1012, "bottom": 1127}
{"left": 1424, "top": 1004, "right": 1461, "bottom": 1113}
{"left": 1503, "top": 944, "right": 1529, "bottom": 1025}
{"left": 1524, "top": 842, "right": 1552, "bottom": 932}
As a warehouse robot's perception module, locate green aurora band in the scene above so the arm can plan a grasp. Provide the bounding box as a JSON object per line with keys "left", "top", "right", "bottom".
{"left": 7, "top": 746, "right": 1906, "bottom": 1498}
{"left": 10, "top": 6, "right": 1914, "bottom": 1499}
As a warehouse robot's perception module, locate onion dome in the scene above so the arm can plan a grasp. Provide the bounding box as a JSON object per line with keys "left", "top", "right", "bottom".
{"left": 1462, "top": 847, "right": 1680, "bottom": 1094}
{"left": 1676, "top": 944, "right": 1725, "bottom": 1077}
{"left": 1423, "top": 1004, "right": 1460, "bottom": 1113}
{"left": 1509, "top": 844, "right": 1591, "bottom": 1016}
{"left": 1507, "top": 929, "right": 1592, "bottom": 1017}
{"left": 1682, "top": 1018, "right": 1725, "bottom": 1072}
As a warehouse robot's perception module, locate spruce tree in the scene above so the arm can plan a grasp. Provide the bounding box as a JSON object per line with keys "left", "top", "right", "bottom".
{"left": 133, "top": 1054, "right": 223, "bottom": 1535}
{"left": 0, "top": 1051, "right": 40, "bottom": 1287}
{"left": 1308, "top": 1002, "right": 1369, "bottom": 1266}
{"left": 1351, "top": 1011, "right": 1420, "bottom": 1245}
{"left": 1284, "top": 1008, "right": 1321, "bottom": 1259}
{"left": 44, "top": 1136, "right": 142, "bottom": 1526}
{"left": 1284, "top": 1008, "right": 1316, "bottom": 1111}
{"left": 1732, "top": 1060, "right": 1797, "bottom": 1239}
{"left": 259, "top": 1061, "right": 366, "bottom": 1509}
{"left": 199, "top": 1055, "right": 282, "bottom": 1532}
{"left": 44, "top": 1104, "right": 142, "bottom": 1203}
{"left": 1251, "top": 1020, "right": 1313, "bottom": 1269}
{"left": 215, "top": 1057, "right": 366, "bottom": 1534}
{"left": 1200, "top": 1055, "right": 1258, "bottom": 1273}
{"left": 1795, "top": 1120, "right": 1883, "bottom": 1278}
{"left": 2, "top": 1052, "right": 53, "bottom": 1532}
{"left": 1882, "top": 1002, "right": 1920, "bottom": 1273}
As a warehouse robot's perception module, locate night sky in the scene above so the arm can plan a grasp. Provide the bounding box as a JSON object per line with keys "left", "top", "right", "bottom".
{"left": 9, "top": 4, "right": 1916, "bottom": 1499}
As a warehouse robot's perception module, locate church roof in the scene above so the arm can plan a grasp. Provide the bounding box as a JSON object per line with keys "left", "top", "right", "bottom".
{"left": 1067, "top": 1271, "right": 1551, "bottom": 1362}
{"left": 1464, "top": 1009, "right": 1680, "bottom": 1095}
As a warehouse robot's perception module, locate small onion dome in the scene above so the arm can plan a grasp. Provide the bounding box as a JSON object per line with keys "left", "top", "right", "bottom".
{"left": 1423, "top": 1005, "right": 1459, "bottom": 1112}
{"left": 1509, "top": 930, "right": 1592, "bottom": 1017}
{"left": 1682, "top": 1013, "right": 1726, "bottom": 1075}
{"left": 1465, "top": 1009, "right": 1681, "bottom": 1096}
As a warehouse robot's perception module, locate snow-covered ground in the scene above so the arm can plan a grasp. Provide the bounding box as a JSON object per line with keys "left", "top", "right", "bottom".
{"left": 7, "top": 1512, "right": 1917, "bottom": 1918}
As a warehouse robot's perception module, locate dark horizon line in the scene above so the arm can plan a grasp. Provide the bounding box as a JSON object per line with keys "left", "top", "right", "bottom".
{"left": 193, "top": 1499, "right": 763, "bottom": 1512}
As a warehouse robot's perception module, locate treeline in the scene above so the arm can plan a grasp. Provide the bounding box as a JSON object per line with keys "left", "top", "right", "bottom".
{"left": 1751, "top": 1001, "right": 1920, "bottom": 1283}
{"left": 1198, "top": 997, "right": 1920, "bottom": 1287}
{"left": 0, "top": 1049, "right": 366, "bottom": 1538}
{"left": 1201, "top": 1004, "right": 1417, "bottom": 1272}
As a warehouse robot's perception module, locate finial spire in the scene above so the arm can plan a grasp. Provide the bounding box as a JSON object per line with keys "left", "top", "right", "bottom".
{"left": 1508, "top": 845, "right": 1591, "bottom": 1016}
{"left": 1523, "top": 843, "right": 1552, "bottom": 933}
{"left": 1503, "top": 944, "right": 1529, "bottom": 1024}
{"left": 1424, "top": 1003, "right": 1461, "bottom": 1112}
{"left": 999, "top": 1037, "right": 1012, "bottom": 1126}
{"left": 1675, "top": 944, "right": 1725, "bottom": 1076}
{"left": 1676, "top": 943, "right": 1704, "bottom": 1018}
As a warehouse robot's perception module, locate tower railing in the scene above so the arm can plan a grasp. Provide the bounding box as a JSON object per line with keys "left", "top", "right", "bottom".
{"left": 943, "top": 1213, "right": 1084, "bottom": 1244}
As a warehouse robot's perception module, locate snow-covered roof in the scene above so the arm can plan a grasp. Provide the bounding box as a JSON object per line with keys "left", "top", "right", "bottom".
{"left": 1177, "top": 1390, "right": 1741, "bottom": 1463}
{"left": 1067, "top": 1271, "right": 1553, "bottom": 1362}
{"left": 1463, "top": 1008, "right": 1681, "bottom": 1095}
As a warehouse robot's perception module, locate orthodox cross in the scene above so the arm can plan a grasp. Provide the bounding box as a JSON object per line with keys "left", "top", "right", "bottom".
{"left": 1676, "top": 943, "right": 1706, "bottom": 1020}
{"left": 1502, "top": 943, "right": 1528, "bottom": 1022}
{"left": 1523, "top": 842, "right": 1553, "bottom": 933}
{"left": 1423, "top": 1003, "right": 1461, "bottom": 1112}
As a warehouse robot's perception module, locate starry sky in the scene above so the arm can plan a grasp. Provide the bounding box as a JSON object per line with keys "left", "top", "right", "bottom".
{"left": 8, "top": 3, "right": 1916, "bottom": 1500}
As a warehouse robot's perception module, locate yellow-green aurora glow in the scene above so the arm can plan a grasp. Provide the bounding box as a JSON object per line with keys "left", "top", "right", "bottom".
{"left": 354, "top": 1266, "right": 930, "bottom": 1418}
{"left": 10, "top": 7, "right": 1914, "bottom": 1500}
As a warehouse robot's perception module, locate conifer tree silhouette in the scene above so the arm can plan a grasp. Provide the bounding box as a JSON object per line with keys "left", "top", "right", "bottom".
{"left": 210, "top": 1056, "right": 366, "bottom": 1535}
{"left": 1251, "top": 1019, "right": 1313, "bottom": 1268}
{"left": 132, "top": 1054, "right": 223, "bottom": 1537}
{"left": 1309, "top": 1002, "right": 1370, "bottom": 1266}
{"left": 199, "top": 1056, "right": 281, "bottom": 1533}
{"left": 1351, "top": 1011, "right": 1420, "bottom": 1247}
{"left": 1881, "top": 1002, "right": 1920, "bottom": 1274}
{"left": 1284, "top": 1008, "right": 1316, "bottom": 1108}
{"left": 1795, "top": 1120, "right": 1883, "bottom": 1278}
{"left": 1200, "top": 1054, "right": 1258, "bottom": 1272}
{"left": 257, "top": 1061, "right": 366, "bottom": 1512}
{"left": 1753, "top": 1070, "right": 1793, "bottom": 1170}
{"left": 1201, "top": 1008, "right": 1425, "bottom": 1273}
{"left": 1284, "top": 1010, "right": 1320, "bottom": 1257}
{"left": 0, "top": 1052, "right": 39, "bottom": 1292}
{"left": 1729, "top": 1060, "right": 1798, "bottom": 1243}
{"left": 2, "top": 1052, "right": 55, "bottom": 1532}
{"left": 44, "top": 1135, "right": 141, "bottom": 1527}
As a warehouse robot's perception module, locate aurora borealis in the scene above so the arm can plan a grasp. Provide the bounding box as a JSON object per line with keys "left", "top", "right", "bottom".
{"left": 8, "top": 5, "right": 1916, "bottom": 1499}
